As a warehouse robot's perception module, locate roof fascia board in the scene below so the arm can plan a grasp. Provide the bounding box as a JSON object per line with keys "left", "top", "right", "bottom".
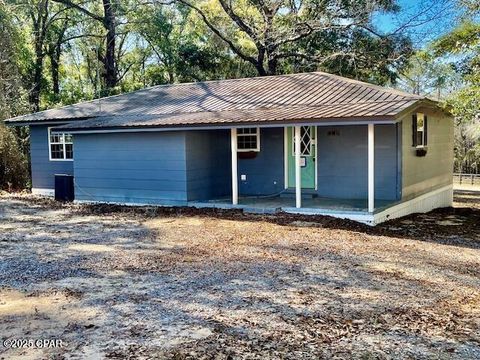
{"left": 4, "top": 118, "right": 91, "bottom": 127}
{"left": 56, "top": 119, "right": 396, "bottom": 134}
{"left": 394, "top": 99, "right": 451, "bottom": 120}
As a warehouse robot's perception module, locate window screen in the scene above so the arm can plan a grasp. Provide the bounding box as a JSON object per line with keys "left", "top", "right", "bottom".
{"left": 412, "top": 113, "right": 428, "bottom": 147}
{"left": 49, "top": 129, "right": 73, "bottom": 160}
{"left": 237, "top": 128, "right": 260, "bottom": 151}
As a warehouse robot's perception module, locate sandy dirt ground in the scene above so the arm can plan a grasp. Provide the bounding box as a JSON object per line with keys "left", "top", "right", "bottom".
{"left": 0, "top": 191, "right": 479, "bottom": 359}
{"left": 454, "top": 183, "right": 480, "bottom": 193}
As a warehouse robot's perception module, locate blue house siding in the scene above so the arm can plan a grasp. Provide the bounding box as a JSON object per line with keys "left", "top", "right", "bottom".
{"left": 185, "top": 130, "right": 231, "bottom": 201}
{"left": 316, "top": 124, "right": 400, "bottom": 201}
{"left": 28, "top": 124, "right": 400, "bottom": 205}
{"left": 238, "top": 127, "right": 285, "bottom": 196}
{"left": 30, "top": 125, "right": 74, "bottom": 190}
{"left": 73, "top": 132, "right": 188, "bottom": 205}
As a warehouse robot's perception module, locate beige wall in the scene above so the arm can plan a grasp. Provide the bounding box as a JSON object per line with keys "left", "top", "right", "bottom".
{"left": 401, "top": 106, "right": 454, "bottom": 200}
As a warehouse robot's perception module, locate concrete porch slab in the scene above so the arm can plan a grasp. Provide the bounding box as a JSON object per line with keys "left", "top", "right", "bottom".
{"left": 188, "top": 195, "right": 397, "bottom": 219}
{"left": 188, "top": 185, "right": 453, "bottom": 226}
{"left": 189, "top": 196, "right": 394, "bottom": 212}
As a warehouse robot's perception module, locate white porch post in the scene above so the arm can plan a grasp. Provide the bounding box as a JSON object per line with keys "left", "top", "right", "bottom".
{"left": 231, "top": 128, "right": 238, "bottom": 205}
{"left": 295, "top": 126, "right": 302, "bottom": 208}
{"left": 368, "top": 123, "right": 375, "bottom": 213}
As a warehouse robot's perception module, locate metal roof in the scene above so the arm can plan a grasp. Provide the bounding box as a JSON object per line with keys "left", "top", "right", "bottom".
{"left": 55, "top": 101, "right": 419, "bottom": 131}
{"left": 5, "top": 71, "right": 430, "bottom": 129}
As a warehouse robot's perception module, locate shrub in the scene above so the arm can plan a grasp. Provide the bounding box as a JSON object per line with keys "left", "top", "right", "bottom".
{"left": 0, "top": 123, "right": 29, "bottom": 191}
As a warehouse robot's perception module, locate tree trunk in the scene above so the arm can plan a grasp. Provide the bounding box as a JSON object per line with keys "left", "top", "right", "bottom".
{"left": 29, "top": 0, "right": 49, "bottom": 112}
{"left": 30, "top": 41, "right": 44, "bottom": 112}
{"left": 52, "top": 0, "right": 118, "bottom": 90}
{"left": 255, "top": 64, "right": 267, "bottom": 76}
{"left": 50, "top": 43, "right": 61, "bottom": 98}
{"left": 255, "top": 48, "right": 267, "bottom": 76}
{"left": 267, "top": 56, "right": 278, "bottom": 75}
{"left": 102, "top": 0, "right": 117, "bottom": 89}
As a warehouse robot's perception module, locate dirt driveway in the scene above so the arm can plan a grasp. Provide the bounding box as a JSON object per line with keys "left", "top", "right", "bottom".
{"left": 0, "top": 191, "right": 479, "bottom": 359}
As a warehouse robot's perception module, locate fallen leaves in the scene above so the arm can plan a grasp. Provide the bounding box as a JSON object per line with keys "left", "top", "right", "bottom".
{"left": 0, "top": 192, "right": 480, "bottom": 359}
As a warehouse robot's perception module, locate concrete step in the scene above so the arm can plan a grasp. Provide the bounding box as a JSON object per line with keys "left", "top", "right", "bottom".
{"left": 280, "top": 189, "right": 318, "bottom": 199}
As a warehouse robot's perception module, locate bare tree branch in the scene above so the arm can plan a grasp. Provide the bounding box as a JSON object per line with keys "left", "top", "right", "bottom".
{"left": 62, "top": 33, "right": 105, "bottom": 43}
{"left": 168, "top": 0, "right": 260, "bottom": 68}
{"left": 51, "top": 0, "right": 103, "bottom": 22}
{"left": 216, "top": 0, "right": 258, "bottom": 41}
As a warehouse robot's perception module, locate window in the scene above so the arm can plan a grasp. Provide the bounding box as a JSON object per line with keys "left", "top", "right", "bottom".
{"left": 292, "top": 126, "right": 313, "bottom": 156}
{"left": 412, "top": 113, "right": 428, "bottom": 148}
{"left": 49, "top": 128, "right": 73, "bottom": 161}
{"left": 237, "top": 128, "right": 260, "bottom": 152}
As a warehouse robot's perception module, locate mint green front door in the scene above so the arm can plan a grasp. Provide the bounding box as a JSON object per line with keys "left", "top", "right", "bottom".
{"left": 287, "top": 126, "right": 316, "bottom": 189}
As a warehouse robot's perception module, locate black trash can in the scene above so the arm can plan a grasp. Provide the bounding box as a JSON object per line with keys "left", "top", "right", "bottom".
{"left": 55, "top": 174, "right": 74, "bottom": 202}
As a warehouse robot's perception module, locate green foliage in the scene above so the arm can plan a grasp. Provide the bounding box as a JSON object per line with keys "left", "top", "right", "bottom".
{"left": 0, "top": 2, "right": 30, "bottom": 117}
{"left": 176, "top": 0, "right": 411, "bottom": 82}
{"left": 2, "top": 0, "right": 430, "bottom": 108}
{"left": 292, "top": 29, "right": 413, "bottom": 85}
{"left": 0, "top": 124, "right": 30, "bottom": 190}
{"left": 398, "top": 51, "right": 461, "bottom": 98}
{"left": 447, "top": 84, "right": 480, "bottom": 173}
{"left": 434, "top": 21, "right": 480, "bottom": 55}
{"left": 132, "top": 3, "right": 252, "bottom": 84}
{"left": 447, "top": 85, "right": 480, "bottom": 123}
{"left": 3, "top": 0, "right": 478, "bottom": 184}
{"left": 0, "top": 1, "right": 30, "bottom": 189}
{"left": 432, "top": 4, "right": 480, "bottom": 173}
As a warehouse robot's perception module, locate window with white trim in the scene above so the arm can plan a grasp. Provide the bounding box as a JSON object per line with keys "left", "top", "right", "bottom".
{"left": 49, "top": 129, "right": 73, "bottom": 160}
{"left": 237, "top": 128, "right": 260, "bottom": 152}
{"left": 292, "top": 126, "right": 313, "bottom": 156}
{"left": 412, "top": 112, "right": 428, "bottom": 148}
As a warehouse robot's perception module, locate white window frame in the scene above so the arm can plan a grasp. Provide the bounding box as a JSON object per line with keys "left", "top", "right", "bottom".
{"left": 48, "top": 127, "right": 74, "bottom": 161}
{"left": 237, "top": 127, "right": 260, "bottom": 152}
{"left": 292, "top": 126, "right": 313, "bottom": 157}
{"left": 416, "top": 112, "right": 426, "bottom": 148}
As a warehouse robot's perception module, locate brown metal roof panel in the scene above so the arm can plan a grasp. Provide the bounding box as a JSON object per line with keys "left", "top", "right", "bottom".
{"left": 5, "top": 71, "right": 426, "bottom": 123}
{"left": 302, "top": 77, "right": 340, "bottom": 105}
{"left": 318, "top": 84, "right": 350, "bottom": 104}
{"left": 339, "top": 85, "right": 369, "bottom": 104}
{"left": 297, "top": 77, "right": 335, "bottom": 105}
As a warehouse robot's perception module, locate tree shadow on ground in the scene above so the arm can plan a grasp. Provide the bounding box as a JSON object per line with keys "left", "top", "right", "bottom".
{"left": 61, "top": 190, "right": 480, "bottom": 250}
{"left": 1, "top": 193, "right": 480, "bottom": 359}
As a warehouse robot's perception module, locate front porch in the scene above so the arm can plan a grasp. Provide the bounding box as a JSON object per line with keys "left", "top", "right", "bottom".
{"left": 188, "top": 184, "right": 453, "bottom": 226}
{"left": 189, "top": 195, "right": 396, "bottom": 215}
{"left": 228, "top": 124, "right": 386, "bottom": 215}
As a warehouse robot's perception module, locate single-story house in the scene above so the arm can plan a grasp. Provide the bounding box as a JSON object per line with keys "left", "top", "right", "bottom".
{"left": 4, "top": 71, "right": 454, "bottom": 225}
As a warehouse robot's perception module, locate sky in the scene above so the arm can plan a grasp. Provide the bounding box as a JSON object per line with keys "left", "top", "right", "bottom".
{"left": 372, "top": 0, "right": 459, "bottom": 48}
